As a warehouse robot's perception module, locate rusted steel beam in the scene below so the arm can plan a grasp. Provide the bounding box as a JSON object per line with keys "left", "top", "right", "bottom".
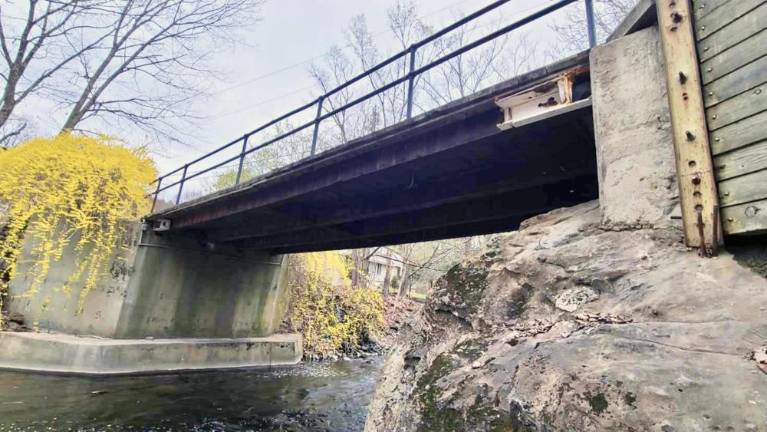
{"left": 656, "top": 0, "right": 720, "bottom": 253}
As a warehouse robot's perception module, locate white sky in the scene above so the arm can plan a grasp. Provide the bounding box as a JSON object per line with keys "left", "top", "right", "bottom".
{"left": 153, "top": 0, "right": 573, "bottom": 175}
{"left": 5, "top": 0, "right": 590, "bottom": 176}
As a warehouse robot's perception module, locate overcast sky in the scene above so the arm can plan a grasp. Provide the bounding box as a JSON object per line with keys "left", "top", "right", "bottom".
{"left": 5, "top": 0, "right": 589, "bottom": 176}
{"left": 152, "top": 0, "right": 578, "bottom": 175}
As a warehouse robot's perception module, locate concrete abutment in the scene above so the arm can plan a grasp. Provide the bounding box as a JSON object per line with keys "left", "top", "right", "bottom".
{"left": 3, "top": 225, "right": 300, "bottom": 374}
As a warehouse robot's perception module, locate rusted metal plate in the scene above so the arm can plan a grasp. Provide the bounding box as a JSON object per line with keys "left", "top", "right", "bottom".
{"left": 697, "top": 2, "right": 767, "bottom": 61}
{"left": 718, "top": 167, "right": 767, "bottom": 206}
{"left": 494, "top": 66, "right": 588, "bottom": 130}
{"left": 695, "top": 0, "right": 766, "bottom": 41}
{"left": 703, "top": 54, "right": 767, "bottom": 107}
{"left": 706, "top": 84, "right": 767, "bottom": 130}
{"left": 710, "top": 110, "right": 767, "bottom": 155}
{"left": 721, "top": 198, "right": 767, "bottom": 234}
{"left": 700, "top": 29, "right": 767, "bottom": 84}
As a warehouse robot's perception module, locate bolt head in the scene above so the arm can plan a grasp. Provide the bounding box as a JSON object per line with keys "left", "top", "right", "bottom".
{"left": 727, "top": 217, "right": 734, "bottom": 222}
{"left": 712, "top": 114, "right": 718, "bottom": 119}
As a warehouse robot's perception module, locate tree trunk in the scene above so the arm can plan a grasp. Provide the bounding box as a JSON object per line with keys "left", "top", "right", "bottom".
{"left": 381, "top": 254, "right": 392, "bottom": 297}
{"left": 398, "top": 264, "right": 411, "bottom": 297}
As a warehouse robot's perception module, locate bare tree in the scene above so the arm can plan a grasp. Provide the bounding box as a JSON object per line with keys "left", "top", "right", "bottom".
{"left": 550, "top": 0, "right": 639, "bottom": 53}
{"left": 53, "top": 0, "right": 259, "bottom": 139}
{"left": 0, "top": 0, "right": 98, "bottom": 146}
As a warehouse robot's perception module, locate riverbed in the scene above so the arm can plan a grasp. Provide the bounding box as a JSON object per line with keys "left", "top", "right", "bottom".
{"left": 0, "top": 358, "right": 383, "bottom": 431}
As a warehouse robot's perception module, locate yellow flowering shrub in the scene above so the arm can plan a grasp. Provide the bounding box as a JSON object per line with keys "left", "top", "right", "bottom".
{"left": 0, "top": 134, "right": 156, "bottom": 325}
{"left": 286, "top": 252, "right": 385, "bottom": 358}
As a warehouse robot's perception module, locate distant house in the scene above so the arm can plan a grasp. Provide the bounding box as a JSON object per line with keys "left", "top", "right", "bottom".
{"left": 366, "top": 247, "right": 404, "bottom": 290}
{"left": 340, "top": 247, "right": 405, "bottom": 291}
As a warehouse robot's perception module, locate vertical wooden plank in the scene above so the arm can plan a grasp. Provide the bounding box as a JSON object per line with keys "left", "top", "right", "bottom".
{"left": 656, "top": 0, "right": 720, "bottom": 252}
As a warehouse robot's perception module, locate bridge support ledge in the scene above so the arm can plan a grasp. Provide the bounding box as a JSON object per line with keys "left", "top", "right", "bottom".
{"left": 0, "top": 331, "right": 302, "bottom": 375}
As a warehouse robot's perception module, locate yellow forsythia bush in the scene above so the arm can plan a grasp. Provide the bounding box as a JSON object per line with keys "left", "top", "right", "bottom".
{"left": 0, "top": 134, "right": 156, "bottom": 323}
{"left": 286, "top": 252, "right": 385, "bottom": 358}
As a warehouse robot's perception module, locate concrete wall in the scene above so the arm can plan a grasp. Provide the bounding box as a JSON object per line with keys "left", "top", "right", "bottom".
{"left": 114, "top": 230, "right": 290, "bottom": 339}
{"left": 6, "top": 224, "right": 140, "bottom": 337}
{"left": 0, "top": 332, "right": 302, "bottom": 374}
{"left": 591, "top": 26, "right": 680, "bottom": 228}
{"left": 6, "top": 224, "right": 291, "bottom": 339}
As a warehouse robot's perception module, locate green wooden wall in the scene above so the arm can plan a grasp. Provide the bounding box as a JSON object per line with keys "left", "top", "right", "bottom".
{"left": 693, "top": 0, "right": 767, "bottom": 234}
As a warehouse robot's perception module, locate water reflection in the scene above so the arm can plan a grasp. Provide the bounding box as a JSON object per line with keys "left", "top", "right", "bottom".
{"left": 0, "top": 358, "right": 382, "bottom": 431}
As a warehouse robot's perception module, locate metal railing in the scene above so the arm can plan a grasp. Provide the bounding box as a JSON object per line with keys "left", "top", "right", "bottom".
{"left": 150, "top": 0, "right": 597, "bottom": 213}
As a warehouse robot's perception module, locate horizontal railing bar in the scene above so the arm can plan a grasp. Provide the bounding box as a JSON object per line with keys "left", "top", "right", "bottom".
{"left": 415, "top": 0, "right": 510, "bottom": 48}
{"left": 153, "top": 0, "right": 518, "bottom": 185}
{"left": 151, "top": 0, "right": 583, "bottom": 207}
{"left": 318, "top": 0, "right": 577, "bottom": 122}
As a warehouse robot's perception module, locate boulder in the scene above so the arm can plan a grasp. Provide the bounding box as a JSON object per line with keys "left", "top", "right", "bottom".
{"left": 365, "top": 202, "right": 767, "bottom": 432}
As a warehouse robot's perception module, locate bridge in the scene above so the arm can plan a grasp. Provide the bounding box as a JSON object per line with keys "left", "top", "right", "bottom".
{"left": 5, "top": 0, "right": 767, "bottom": 373}
{"left": 147, "top": 0, "right": 599, "bottom": 253}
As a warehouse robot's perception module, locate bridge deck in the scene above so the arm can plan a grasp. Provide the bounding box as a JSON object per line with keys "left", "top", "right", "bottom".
{"left": 149, "top": 52, "right": 598, "bottom": 253}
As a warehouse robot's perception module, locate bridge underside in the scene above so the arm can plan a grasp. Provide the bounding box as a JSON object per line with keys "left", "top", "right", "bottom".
{"left": 151, "top": 53, "right": 598, "bottom": 253}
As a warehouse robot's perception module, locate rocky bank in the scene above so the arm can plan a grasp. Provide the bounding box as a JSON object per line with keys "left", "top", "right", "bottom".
{"left": 365, "top": 201, "right": 767, "bottom": 432}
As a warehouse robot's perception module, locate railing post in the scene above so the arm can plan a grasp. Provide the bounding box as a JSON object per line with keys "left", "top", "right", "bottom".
{"left": 235, "top": 135, "right": 249, "bottom": 185}
{"left": 151, "top": 176, "right": 163, "bottom": 213}
{"left": 176, "top": 164, "right": 188, "bottom": 205}
{"left": 310, "top": 96, "right": 324, "bottom": 156}
{"left": 406, "top": 45, "right": 417, "bottom": 119}
{"left": 584, "top": 0, "right": 597, "bottom": 48}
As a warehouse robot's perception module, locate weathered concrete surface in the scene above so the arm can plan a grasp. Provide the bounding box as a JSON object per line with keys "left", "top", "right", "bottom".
{"left": 0, "top": 331, "right": 301, "bottom": 374}
{"left": 114, "top": 230, "right": 290, "bottom": 339}
{"left": 6, "top": 223, "right": 141, "bottom": 337}
{"left": 365, "top": 202, "right": 767, "bottom": 432}
{"left": 5, "top": 226, "right": 291, "bottom": 340}
{"left": 592, "top": 27, "right": 679, "bottom": 228}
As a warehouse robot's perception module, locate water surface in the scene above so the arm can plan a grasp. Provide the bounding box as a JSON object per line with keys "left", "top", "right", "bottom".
{"left": 0, "top": 358, "right": 383, "bottom": 432}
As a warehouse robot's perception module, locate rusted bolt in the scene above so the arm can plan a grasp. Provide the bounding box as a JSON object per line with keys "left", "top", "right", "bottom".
{"left": 671, "top": 12, "right": 683, "bottom": 23}
{"left": 683, "top": 92, "right": 689, "bottom": 100}
{"left": 686, "top": 131, "right": 696, "bottom": 141}
{"left": 692, "top": 176, "right": 702, "bottom": 185}
{"left": 679, "top": 71, "right": 688, "bottom": 84}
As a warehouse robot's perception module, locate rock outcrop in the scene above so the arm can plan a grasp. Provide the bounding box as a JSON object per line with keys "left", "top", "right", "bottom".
{"left": 365, "top": 202, "right": 767, "bottom": 432}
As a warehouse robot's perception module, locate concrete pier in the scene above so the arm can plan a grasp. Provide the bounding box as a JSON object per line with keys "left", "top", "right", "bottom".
{"left": 3, "top": 225, "right": 301, "bottom": 374}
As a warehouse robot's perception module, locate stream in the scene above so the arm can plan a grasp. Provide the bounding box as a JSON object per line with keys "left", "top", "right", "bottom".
{"left": 0, "top": 357, "right": 383, "bottom": 432}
